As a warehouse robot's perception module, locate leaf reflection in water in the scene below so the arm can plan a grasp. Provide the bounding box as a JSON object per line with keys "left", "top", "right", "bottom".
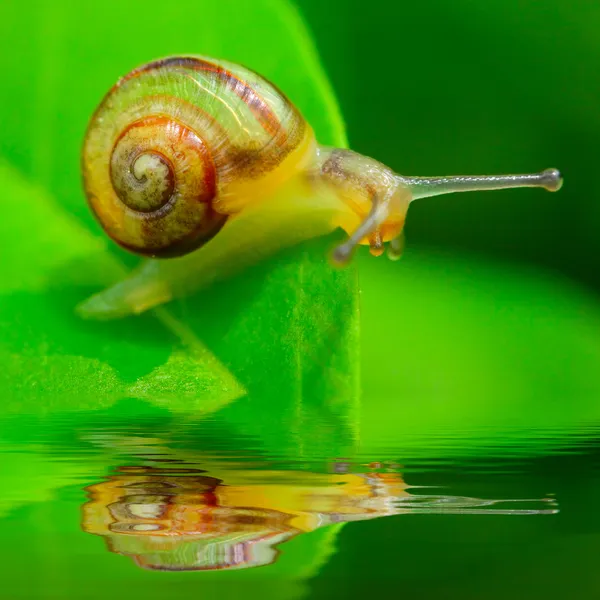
{"left": 81, "top": 462, "right": 557, "bottom": 571}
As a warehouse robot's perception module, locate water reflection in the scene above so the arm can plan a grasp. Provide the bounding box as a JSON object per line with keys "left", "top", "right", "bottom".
{"left": 82, "top": 460, "right": 557, "bottom": 571}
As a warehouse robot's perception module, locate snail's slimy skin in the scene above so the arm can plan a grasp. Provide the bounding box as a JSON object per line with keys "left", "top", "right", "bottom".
{"left": 79, "top": 55, "right": 563, "bottom": 320}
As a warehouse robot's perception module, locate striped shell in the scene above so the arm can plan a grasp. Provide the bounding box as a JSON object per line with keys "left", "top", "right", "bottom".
{"left": 82, "top": 56, "right": 315, "bottom": 257}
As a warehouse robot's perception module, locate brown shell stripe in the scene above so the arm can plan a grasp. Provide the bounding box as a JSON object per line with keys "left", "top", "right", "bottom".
{"left": 119, "top": 57, "right": 287, "bottom": 145}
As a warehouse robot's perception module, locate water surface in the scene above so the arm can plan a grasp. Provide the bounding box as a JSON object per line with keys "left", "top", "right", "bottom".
{"left": 1, "top": 405, "right": 598, "bottom": 599}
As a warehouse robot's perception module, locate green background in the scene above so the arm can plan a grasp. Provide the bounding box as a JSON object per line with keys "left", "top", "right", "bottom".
{"left": 298, "top": 0, "right": 600, "bottom": 451}
{"left": 301, "top": 0, "right": 597, "bottom": 289}
{"left": 0, "top": 0, "right": 599, "bottom": 598}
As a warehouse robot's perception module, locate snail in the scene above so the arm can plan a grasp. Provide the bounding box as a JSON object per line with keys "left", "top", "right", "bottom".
{"left": 79, "top": 56, "right": 563, "bottom": 319}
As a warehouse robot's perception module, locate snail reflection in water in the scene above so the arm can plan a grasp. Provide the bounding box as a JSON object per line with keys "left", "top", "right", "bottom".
{"left": 81, "top": 463, "right": 557, "bottom": 571}
{"left": 81, "top": 464, "right": 409, "bottom": 571}
{"left": 79, "top": 56, "right": 563, "bottom": 319}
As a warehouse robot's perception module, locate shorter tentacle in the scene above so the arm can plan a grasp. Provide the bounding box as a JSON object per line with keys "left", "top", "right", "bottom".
{"left": 387, "top": 230, "right": 406, "bottom": 261}
{"left": 331, "top": 195, "right": 390, "bottom": 265}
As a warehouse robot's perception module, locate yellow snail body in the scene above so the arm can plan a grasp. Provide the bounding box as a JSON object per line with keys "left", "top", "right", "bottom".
{"left": 78, "top": 56, "right": 563, "bottom": 319}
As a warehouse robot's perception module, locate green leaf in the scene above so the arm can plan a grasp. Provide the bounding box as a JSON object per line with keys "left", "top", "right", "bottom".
{"left": 0, "top": 159, "right": 244, "bottom": 414}
{"left": 0, "top": 0, "right": 359, "bottom": 450}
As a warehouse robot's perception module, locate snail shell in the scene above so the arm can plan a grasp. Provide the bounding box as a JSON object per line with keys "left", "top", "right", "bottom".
{"left": 82, "top": 56, "right": 316, "bottom": 257}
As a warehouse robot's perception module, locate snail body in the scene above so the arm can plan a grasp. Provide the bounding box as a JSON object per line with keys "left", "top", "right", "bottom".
{"left": 79, "top": 56, "right": 563, "bottom": 319}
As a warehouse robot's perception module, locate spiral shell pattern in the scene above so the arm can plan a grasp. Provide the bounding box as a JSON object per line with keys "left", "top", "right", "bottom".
{"left": 82, "top": 56, "right": 312, "bottom": 257}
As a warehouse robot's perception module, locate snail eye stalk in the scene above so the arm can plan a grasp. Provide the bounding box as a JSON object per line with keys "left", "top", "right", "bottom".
{"left": 403, "top": 168, "right": 563, "bottom": 201}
